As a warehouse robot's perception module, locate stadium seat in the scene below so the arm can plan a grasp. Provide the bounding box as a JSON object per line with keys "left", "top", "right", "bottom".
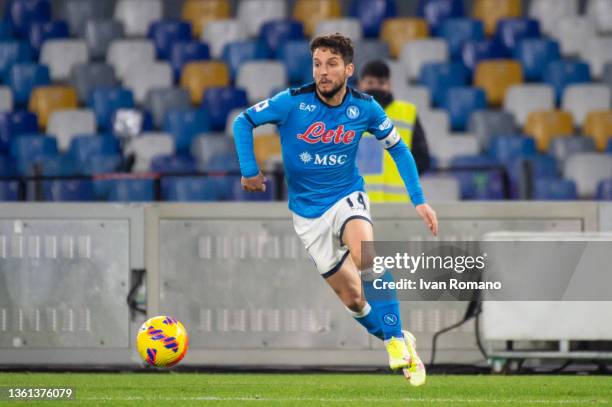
{"left": 350, "top": 0, "right": 396, "bottom": 38}
{"left": 28, "top": 20, "right": 69, "bottom": 56}
{"left": 393, "top": 85, "right": 431, "bottom": 113}
{"left": 181, "top": 0, "right": 231, "bottom": 38}
{"left": 84, "top": 153, "right": 122, "bottom": 175}
{"left": 552, "top": 16, "right": 596, "bottom": 57}
{"left": 528, "top": 0, "right": 578, "bottom": 36}
{"left": 112, "top": 109, "right": 153, "bottom": 139}
{"left": 63, "top": 0, "right": 113, "bottom": 36}
{"left": 150, "top": 154, "right": 197, "bottom": 174}
{"left": 107, "top": 39, "right": 156, "bottom": 81}
{"left": 419, "top": 62, "right": 468, "bottom": 106}
{"left": 419, "top": 174, "right": 461, "bottom": 201}
{"left": 259, "top": 20, "right": 304, "bottom": 58}
{"left": 468, "top": 110, "right": 516, "bottom": 149}
{"left": 237, "top": 0, "right": 288, "bottom": 37}
{"left": 503, "top": 84, "right": 555, "bottom": 126}
{"left": 237, "top": 61, "right": 288, "bottom": 104}
{"left": 417, "top": 0, "right": 464, "bottom": 35}
{"left": 170, "top": 41, "right": 210, "bottom": 80}
{"left": 123, "top": 62, "right": 173, "bottom": 104}
{"left": 487, "top": 134, "right": 537, "bottom": 163}
{"left": 222, "top": 40, "right": 267, "bottom": 80}
{"left": 0, "top": 22, "right": 14, "bottom": 40}
{"left": 28, "top": 85, "right": 78, "bottom": 128}
{"left": 597, "top": 179, "right": 612, "bottom": 200}
{"left": 315, "top": 18, "right": 363, "bottom": 42}
{"left": 164, "top": 109, "right": 210, "bottom": 153}
{"left": 450, "top": 155, "right": 505, "bottom": 200}
{"left": 543, "top": 60, "right": 591, "bottom": 103}
{"left": 0, "top": 87, "right": 12, "bottom": 112}
{"left": 202, "top": 87, "right": 248, "bottom": 132}
{"left": 380, "top": 17, "right": 429, "bottom": 58}
{"left": 70, "top": 63, "right": 117, "bottom": 103}
{"left": 419, "top": 109, "right": 450, "bottom": 140}
{"left": 474, "top": 60, "right": 522, "bottom": 106}
{"left": 461, "top": 39, "right": 508, "bottom": 73}
{"left": 207, "top": 151, "right": 241, "bottom": 172}
{"left": 145, "top": 87, "right": 191, "bottom": 129}
{"left": 9, "top": 133, "right": 56, "bottom": 161}
{"left": 40, "top": 39, "right": 88, "bottom": 82}
{"left": 562, "top": 85, "right": 611, "bottom": 127}
{"left": 429, "top": 134, "right": 480, "bottom": 168}
{"left": 442, "top": 86, "right": 486, "bottom": 131}
{"left": 604, "top": 63, "right": 612, "bottom": 92}
{"left": 0, "top": 180, "right": 20, "bottom": 201}
{"left": 548, "top": 136, "right": 596, "bottom": 164}
{"left": 584, "top": 110, "right": 612, "bottom": 151}
{"left": 587, "top": 0, "right": 612, "bottom": 34}
{"left": 353, "top": 40, "right": 390, "bottom": 73}
{"left": 252, "top": 133, "right": 282, "bottom": 167}
{"left": 506, "top": 153, "right": 560, "bottom": 198}
{"left": 564, "top": 152, "right": 612, "bottom": 198}
{"left": 7, "top": 63, "right": 50, "bottom": 105}
{"left": 514, "top": 38, "right": 561, "bottom": 82}
{"left": 22, "top": 153, "right": 78, "bottom": 176}
{"left": 495, "top": 18, "right": 540, "bottom": 53}
{"left": 107, "top": 178, "right": 155, "bottom": 201}
{"left": 533, "top": 178, "right": 577, "bottom": 200}
{"left": 84, "top": 20, "right": 124, "bottom": 59}
{"left": 47, "top": 109, "right": 96, "bottom": 151}
{"left": 114, "top": 0, "right": 162, "bottom": 37}
{"left": 41, "top": 179, "right": 94, "bottom": 201}
{"left": 292, "top": 0, "right": 342, "bottom": 37}
{"left": 472, "top": 0, "right": 521, "bottom": 36}
{"left": 161, "top": 176, "right": 225, "bottom": 201}
{"left": 524, "top": 110, "right": 574, "bottom": 152}
{"left": 191, "top": 134, "right": 234, "bottom": 168}
{"left": 69, "top": 134, "right": 120, "bottom": 166}
{"left": 147, "top": 20, "right": 192, "bottom": 60}
{"left": 202, "top": 19, "right": 248, "bottom": 59}
{"left": 582, "top": 36, "right": 612, "bottom": 79}
{"left": 0, "top": 111, "right": 38, "bottom": 153}
{"left": 6, "top": 0, "right": 51, "bottom": 37}
{"left": 88, "top": 88, "right": 134, "bottom": 131}
{"left": 0, "top": 41, "right": 32, "bottom": 80}
{"left": 180, "top": 61, "right": 230, "bottom": 105}
{"left": 439, "top": 18, "right": 484, "bottom": 59}
{"left": 400, "top": 39, "right": 449, "bottom": 81}
{"left": 125, "top": 132, "right": 174, "bottom": 172}
{"left": 278, "top": 40, "right": 311, "bottom": 85}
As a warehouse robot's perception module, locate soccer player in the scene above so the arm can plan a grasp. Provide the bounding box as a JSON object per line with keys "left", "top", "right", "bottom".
{"left": 233, "top": 33, "right": 438, "bottom": 386}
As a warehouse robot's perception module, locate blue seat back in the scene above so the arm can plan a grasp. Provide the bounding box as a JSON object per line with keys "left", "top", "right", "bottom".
{"left": 7, "top": 62, "right": 50, "bottom": 104}
{"left": 442, "top": 86, "right": 486, "bottom": 130}
{"left": 164, "top": 109, "right": 210, "bottom": 154}
{"left": 259, "top": 20, "right": 304, "bottom": 56}
{"left": 202, "top": 86, "right": 248, "bottom": 131}
{"left": 170, "top": 40, "right": 210, "bottom": 80}
{"left": 88, "top": 87, "right": 134, "bottom": 131}
{"left": 28, "top": 20, "right": 69, "bottom": 54}
{"left": 350, "top": 0, "right": 396, "bottom": 38}
{"left": 7, "top": 0, "right": 51, "bottom": 37}
{"left": 278, "top": 39, "right": 312, "bottom": 85}
{"left": 495, "top": 18, "right": 540, "bottom": 53}
{"left": 419, "top": 62, "right": 469, "bottom": 106}
{"left": 543, "top": 59, "right": 591, "bottom": 103}
{"left": 222, "top": 39, "right": 267, "bottom": 80}
{"left": 534, "top": 178, "right": 577, "bottom": 200}
{"left": 514, "top": 38, "right": 560, "bottom": 81}
{"left": 148, "top": 20, "right": 192, "bottom": 60}
{"left": 440, "top": 18, "right": 484, "bottom": 59}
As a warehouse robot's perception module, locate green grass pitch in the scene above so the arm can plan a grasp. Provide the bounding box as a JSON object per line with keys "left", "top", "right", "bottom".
{"left": 1, "top": 373, "right": 611, "bottom": 406}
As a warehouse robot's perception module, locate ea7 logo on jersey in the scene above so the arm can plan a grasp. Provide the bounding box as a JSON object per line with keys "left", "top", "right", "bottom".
{"left": 253, "top": 99, "right": 269, "bottom": 112}
{"left": 299, "top": 103, "right": 316, "bottom": 112}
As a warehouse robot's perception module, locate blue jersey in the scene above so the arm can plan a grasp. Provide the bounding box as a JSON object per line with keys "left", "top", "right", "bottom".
{"left": 233, "top": 83, "right": 425, "bottom": 218}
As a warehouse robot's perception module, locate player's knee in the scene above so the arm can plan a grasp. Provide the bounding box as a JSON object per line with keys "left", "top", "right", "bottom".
{"left": 344, "top": 295, "right": 366, "bottom": 313}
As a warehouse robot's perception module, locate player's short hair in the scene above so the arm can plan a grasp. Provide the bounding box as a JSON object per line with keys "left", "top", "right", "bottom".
{"left": 360, "top": 60, "right": 390, "bottom": 80}
{"left": 310, "top": 33, "right": 354, "bottom": 64}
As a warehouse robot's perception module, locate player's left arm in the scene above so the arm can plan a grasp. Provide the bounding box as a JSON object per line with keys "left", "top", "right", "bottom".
{"left": 367, "top": 101, "right": 438, "bottom": 236}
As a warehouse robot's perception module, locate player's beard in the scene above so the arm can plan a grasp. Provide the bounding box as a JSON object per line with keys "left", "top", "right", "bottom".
{"left": 316, "top": 78, "right": 345, "bottom": 99}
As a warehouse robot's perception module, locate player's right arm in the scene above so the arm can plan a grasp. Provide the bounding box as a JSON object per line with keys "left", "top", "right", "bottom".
{"left": 232, "top": 90, "right": 293, "bottom": 191}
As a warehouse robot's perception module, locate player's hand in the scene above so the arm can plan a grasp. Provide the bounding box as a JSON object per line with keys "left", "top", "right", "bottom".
{"left": 241, "top": 172, "right": 267, "bottom": 192}
{"left": 415, "top": 203, "right": 438, "bottom": 237}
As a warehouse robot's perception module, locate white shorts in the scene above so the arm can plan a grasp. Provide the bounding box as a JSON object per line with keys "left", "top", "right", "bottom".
{"left": 292, "top": 190, "right": 373, "bottom": 278}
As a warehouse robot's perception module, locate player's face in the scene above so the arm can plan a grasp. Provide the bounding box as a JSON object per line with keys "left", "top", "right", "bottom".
{"left": 358, "top": 76, "right": 391, "bottom": 93}
{"left": 312, "top": 48, "right": 354, "bottom": 98}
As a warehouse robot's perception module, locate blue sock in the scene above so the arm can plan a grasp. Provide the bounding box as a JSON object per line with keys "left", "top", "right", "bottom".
{"left": 348, "top": 302, "right": 384, "bottom": 340}
{"left": 363, "top": 270, "right": 404, "bottom": 340}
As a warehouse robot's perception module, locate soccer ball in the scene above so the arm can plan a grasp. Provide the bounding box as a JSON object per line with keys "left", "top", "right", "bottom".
{"left": 136, "top": 316, "right": 189, "bottom": 367}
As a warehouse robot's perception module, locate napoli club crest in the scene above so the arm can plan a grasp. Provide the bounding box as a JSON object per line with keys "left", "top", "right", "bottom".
{"left": 346, "top": 105, "right": 360, "bottom": 119}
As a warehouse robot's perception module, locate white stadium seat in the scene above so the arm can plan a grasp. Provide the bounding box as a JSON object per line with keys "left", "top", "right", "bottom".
{"left": 563, "top": 153, "right": 612, "bottom": 198}
{"left": 47, "top": 109, "right": 96, "bottom": 151}
{"left": 125, "top": 133, "right": 175, "bottom": 172}
{"left": 400, "top": 39, "right": 449, "bottom": 81}
{"left": 529, "top": 0, "right": 578, "bottom": 36}
{"left": 0, "top": 86, "right": 13, "bottom": 112}
{"left": 123, "top": 62, "right": 173, "bottom": 104}
{"left": 107, "top": 39, "right": 156, "bottom": 81}
{"left": 562, "top": 84, "right": 611, "bottom": 126}
{"left": 40, "top": 39, "right": 89, "bottom": 81}
{"left": 202, "top": 19, "right": 247, "bottom": 59}
{"left": 504, "top": 84, "right": 555, "bottom": 126}
{"left": 114, "top": 0, "right": 163, "bottom": 37}
{"left": 237, "top": 61, "right": 287, "bottom": 104}
{"left": 237, "top": 0, "right": 288, "bottom": 37}
{"left": 315, "top": 18, "right": 363, "bottom": 42}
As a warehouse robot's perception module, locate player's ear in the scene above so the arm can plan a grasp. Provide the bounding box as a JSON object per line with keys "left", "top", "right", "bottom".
{"left": 346, "top": 62, "right": 355, "bottom": 78}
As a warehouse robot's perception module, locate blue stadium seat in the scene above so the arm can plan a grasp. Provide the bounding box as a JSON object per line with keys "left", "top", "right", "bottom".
{"left": 0, "top": 22, "right": 14, "bottom": 40}
{"left": 507, "top": 153, "right": 559, "bottom": 198}
{"left": 543, "top": 60, "right": 591, "bottom": 103}
{"left": 495, "top": 18, "right": 540, "bottom": 54}
{"left": 69, "top": 134, "right": 120, "bottom": 165}
{"left": 23, "top": 154, "right": 77, "bottom": 176}
{"left": 0, "top": 41, "right": 32, "bottom": 79}
{"left": 163, "top": 109, "right": 210, "bottom": 154}
{"left": 148, "top": 20, "right": 192, "bottom": 60}
{"left": 83, "top": 153, "right": 122, "bottom": 175}
{"left": 278, "top": 39, "right": 312, "bottom": 85}
{"left": 10, "top": 133, "right": 57, "bottom": 162}
{"left": 88, "top": 87, "right": 134, "bottom": 131}
{"left": 0, "top": 180, "right": 20, "bottom": 201}
{"left": 514, "top": 38, "right": 560, "bottom": 81}
{"left": 150, "top": 154, "right": 197, "bottom": 174}
{"left": 202, "top": 87, "right": 248, "bottom": 132}
{"left": 350, "top": 0, "right": 396, "bottom": 38}
{"left": 607, "top": 139, "right": 612, "bottom": 154}
{"left": 597, "top": 179, "right": 612, "bottom": 200}
{"left": 6, "top": 0, "right": 51, "bottom": 37}
{"left": 41, "top": 179, "right": 94, "bottom": 201}
{"left": 0, "top": 156, "right": 16, "bottom": 176}
{"left": 450, "top": 154, "right": 505, "bottom": 200}
{"left": 533, "top": 178, "right": 577, "bottom": 200}
{"left": 28, "top": 20, "right": 69, "bottom": 56}
{"left": 170, "top": 40, "right": 210, "bottom": 80}
{"left": 0, "top": 111, "right": 37, "bottom": 153}
{"left": 107, "top": 178, "right": 155, "bottom": 202}
{"left": 419, "top": 62, "right": 469, "bottom": 106}
{"left": 461, "top": 39, "right": 507, "bottom": 73}
{"left": 222, "top": 39, "right": 267, "bottom": 80}
{"left": 487, "top": 134, "right": 536, "bottom": 164}
{"left": 442, "top": 86, "right": 486, "bottom": 130}
{"left": 440, "top": 18, "right": 484, "bottom": 59}
{"left": 259, "top": 20, "right": 304, "bottom": 57}
{"left": 7, "top": 62, "right": 50, "bottom": 104}
{"left": 161, "top": 176, "right": 225, "bottom": 201}
{"left": 418, "top": 0, "right": 464, "bottom": 34}
{"left": 206, "top": 151, "right": 240, "bottom": 172}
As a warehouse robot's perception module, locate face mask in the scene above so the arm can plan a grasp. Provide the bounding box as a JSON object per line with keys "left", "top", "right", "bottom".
{"left": 366, "top": 89, "right": 394, "bottom": 108}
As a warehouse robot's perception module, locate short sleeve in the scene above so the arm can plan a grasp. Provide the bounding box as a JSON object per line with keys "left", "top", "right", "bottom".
{"left": 243, "top": 89, "right": 293, "bottom": 127}
{"left": 367, "top": 99, "right": 401, "bottom": 150}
